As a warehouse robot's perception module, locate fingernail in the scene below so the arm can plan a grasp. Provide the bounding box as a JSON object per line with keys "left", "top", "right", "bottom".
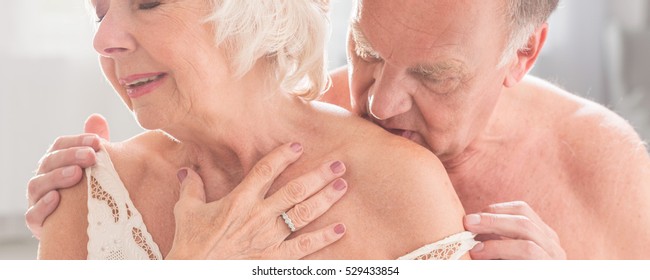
{"left": 333, "top": 178, "right": 347, "bottom": 191}
{"left": 177, "top": 169, "right": 188, "bottom": 183}
{"left": 82, "top": 135, "right": 96, "bottom": 146}
{"left": 75, "top": 148, "right": 90, "bottom": 160}
{"left": 61, "top": 166, "right": 76, "bottom": 178}
{"left": 465, "top": 214, "right": 481, "bottom": 225}
{"left": 334, "top": 224, "right": 346, "bottom": 235}
{"left": 290, "top": 142, "right": 303, "bottom": 153}
{"left": 43, "top": 191, "right": 55, "bottom": 204}
{"left": 330, "top": 161, "right": 345, "bottom": 174}
{"left": 471, "top": 242, "right": 484, "bottom": 253}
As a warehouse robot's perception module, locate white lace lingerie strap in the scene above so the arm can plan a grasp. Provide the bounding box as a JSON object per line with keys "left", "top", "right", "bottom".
{"left": 86, "top": 146, "right": 163, "bottom": 260}
{"left": 398, "top": 231, "right": 478, "bottom": 260}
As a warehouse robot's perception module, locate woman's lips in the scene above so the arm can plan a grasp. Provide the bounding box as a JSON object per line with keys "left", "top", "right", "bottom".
{"left": 120, "top": 73, "right": 167, "bottom": 99}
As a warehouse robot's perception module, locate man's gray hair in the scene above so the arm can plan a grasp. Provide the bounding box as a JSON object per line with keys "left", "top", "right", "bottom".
{"left": 499, "top": 0, "right": 560, "bottom": 67}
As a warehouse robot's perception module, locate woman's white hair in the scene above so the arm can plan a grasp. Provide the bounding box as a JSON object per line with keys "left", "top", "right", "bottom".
{"left": 207, "top": 0, "right": 331, "bottom": 100}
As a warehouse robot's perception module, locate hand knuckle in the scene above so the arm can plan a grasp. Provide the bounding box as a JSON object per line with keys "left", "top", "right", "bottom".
{"left": 515, "top": 216, "right": 534, "bottom": 232}
{"left": 173, "top": 201, "right": 192, "bottom": 217}
{"left": 253, "top": 161, "right": 274, "bottom": 179}
{"left": 51, "top": 137, "right": 65, "bottom": 151}
{"left": 37, "top": 154, "right": 52, "bottom": 173}
{"left": 297, "top": 235, "right": 312, "bottom": 253}
{"left": 285, "top": 181, "right": 306, "bottom": 201}
{"left": 523, "top": 240, "right": 540, "bottom": 256}
{"left": 319, "top": 163, "right": 333, "bottom": 179}
{"left": 485, "top": 214, "right": 498, "bottom": 226}
{"left": 24, "top": 209, "right": 36, "bottom": 227}
{"left": 512, "top": 201, "right": 529, "bottom": 210}
{"left": 292, "top": 203, "right": 312, "bottom": 226}
{"left": 551, "top": 231, "right": 561, "bottom": 242}
{"left": 515, "top": 200, "right": 529, "bottom": 207}
{"left": 26, "top": 178, "right": 40, "bottom": 202}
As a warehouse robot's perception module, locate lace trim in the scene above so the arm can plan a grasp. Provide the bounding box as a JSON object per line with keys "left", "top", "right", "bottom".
{"left": 132, "top": 228, "right": 159, "bottom": 260}
{"left": 90, "top": 176, "right": 119, "bottom": 223}
{"left": 398, "top": 231, "right": 479, "bottom": 260}
{"left": 86, "top": 145, "right": 163, "bottom": 260}
{"left": 125, "top": 203, "right": 132, "bottom": 219}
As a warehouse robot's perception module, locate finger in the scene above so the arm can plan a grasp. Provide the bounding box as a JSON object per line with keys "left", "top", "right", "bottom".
{"left": 84, "top": 113, "right": 110, "bottom": 140}
{"left": 47, "top": 134, "right": 101, "bottom": 154}
{"left": 482, "top": 201, "right": 558, "bottom": 240}
{"left": 469, "top": 239, "right": 551, "bottom": 260}
{"left": 28, "top": 165, "right": 83, "bottom": 206}
{"left": 266, "top": 160, "right": 346, "bottom": 213}
{"left": 25, "top": 191, "right": 60, "bottom": 240}
{"left": 37, "top": 147, "right": 97, "bottom": 175}
{"left": 463, "top": 213, "right": 555, "bottom": 255}
{"left": 277, "top": 223, "right": 346, "bottom": 259}
{"left": 277, "top": 178, "right": 348, "bottom": 230}
{"left": 177, "top": 168, "right": 206, "bottom": 204}
{"left": 235, "top": 142, "right": 304, "bottom": 198}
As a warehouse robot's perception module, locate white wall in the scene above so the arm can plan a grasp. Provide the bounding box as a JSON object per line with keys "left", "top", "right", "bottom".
{"left": 0, "top": 1, "right": 144, "bottom": 241}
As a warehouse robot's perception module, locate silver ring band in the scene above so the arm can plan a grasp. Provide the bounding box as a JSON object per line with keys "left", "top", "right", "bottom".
{"left": 281, "top": 212, "right": 296, "bottom": 232}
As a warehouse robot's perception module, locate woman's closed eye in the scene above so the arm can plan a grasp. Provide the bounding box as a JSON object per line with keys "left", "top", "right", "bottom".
{"left": 139, "top": 1, "right": 161, "bottom": 10}
{"left": 93, "top": 0, "right": 107, "bottom": 23}
{"left": 95, "top": 1, "right": 162, "bottom": 23}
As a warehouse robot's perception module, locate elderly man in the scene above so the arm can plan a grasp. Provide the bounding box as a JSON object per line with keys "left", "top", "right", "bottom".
{"left": 27, "top": 0, "right": 650, "bottom": 259}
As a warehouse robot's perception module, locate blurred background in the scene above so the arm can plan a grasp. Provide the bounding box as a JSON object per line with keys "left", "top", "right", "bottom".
{"left": 1, "top": 0, "right": 648, "bottom": 259}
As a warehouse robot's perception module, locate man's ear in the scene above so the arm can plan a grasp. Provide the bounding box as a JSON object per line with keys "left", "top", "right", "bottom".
{"left": 503, "top": 23, "right": 549, "bottom": 87}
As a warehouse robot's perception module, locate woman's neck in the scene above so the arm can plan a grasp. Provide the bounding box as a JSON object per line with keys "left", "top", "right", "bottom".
{"left": 161, "top": 72, "right": 333, "bottom": 197}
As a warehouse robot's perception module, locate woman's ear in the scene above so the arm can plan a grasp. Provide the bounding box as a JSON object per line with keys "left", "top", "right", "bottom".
{"left": 503, "top": 23, "right": 549, "bottom": 87}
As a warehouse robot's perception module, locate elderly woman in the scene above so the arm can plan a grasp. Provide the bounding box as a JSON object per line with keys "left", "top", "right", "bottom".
{"left": 38, "top": 0, "right": 475, "bottom": 259}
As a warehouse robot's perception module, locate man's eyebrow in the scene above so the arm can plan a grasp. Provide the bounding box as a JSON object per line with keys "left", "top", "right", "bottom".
{"left": 350, "top": 20, "right": 380, "bottom": 58}
{"left": 409, "top": 60, "right": 467, "bottom": 79}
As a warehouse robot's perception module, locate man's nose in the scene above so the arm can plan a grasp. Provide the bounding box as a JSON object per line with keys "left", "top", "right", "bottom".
{"left": 367, "top": 65, "right": 413, "bottom": 120}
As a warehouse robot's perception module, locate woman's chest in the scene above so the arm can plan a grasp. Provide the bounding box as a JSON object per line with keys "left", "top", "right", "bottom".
{"left": 119, "top": 169, "right": 181, "bottom": 257}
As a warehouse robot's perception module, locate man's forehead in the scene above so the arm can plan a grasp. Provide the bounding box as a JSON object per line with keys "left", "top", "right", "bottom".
{"left": 351, "top": 11, "right": 470, "bottom": 77}
{"left": 356, "top": 0, "right": 501, "bottom": 38}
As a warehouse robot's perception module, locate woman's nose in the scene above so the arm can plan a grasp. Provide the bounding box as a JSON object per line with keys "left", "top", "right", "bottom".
{"left": 92, "top": 9, "right": 136, "bottom": 58}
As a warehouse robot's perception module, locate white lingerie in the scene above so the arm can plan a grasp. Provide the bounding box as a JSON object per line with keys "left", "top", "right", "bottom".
{"left": 85, "top": 146, "right": 478, "bottom": 260}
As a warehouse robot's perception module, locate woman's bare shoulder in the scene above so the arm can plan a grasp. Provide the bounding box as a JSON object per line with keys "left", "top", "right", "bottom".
{"left": 102, "top": 130, "right": 179, "bottom": 183}
{"left": 341, "top": 126, "right": 467, "bottom": 258}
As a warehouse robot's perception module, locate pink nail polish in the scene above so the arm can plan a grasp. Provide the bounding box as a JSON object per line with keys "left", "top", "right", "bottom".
{"left": 333, "top": 178, "right": 347, "bottom": 191}
{"left": 334, "top": 224, "right": 346, "bottom": 235}
{"left": 290, "top": 143, "right": 303, "bottom": 153}
{"left": 177, "top": 169, "right": 188, "bottom": 183}
{"left": 330, "top": 161, "right": 345, "bottom": 174}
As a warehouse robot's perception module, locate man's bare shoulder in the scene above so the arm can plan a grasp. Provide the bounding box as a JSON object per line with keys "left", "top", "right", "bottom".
{"left": 515, "top": 76, "right": 646, "bottom": 155}
{"left": 320, "top": 66, "right": 351, "bottom": 109}
{"left": 517, "top": 75, "right": 649, "bottom": 192}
